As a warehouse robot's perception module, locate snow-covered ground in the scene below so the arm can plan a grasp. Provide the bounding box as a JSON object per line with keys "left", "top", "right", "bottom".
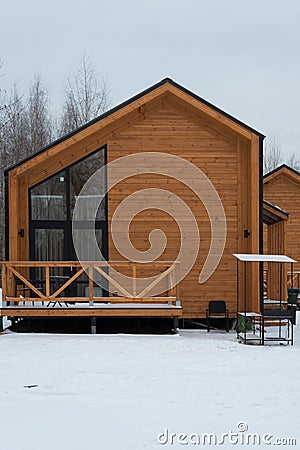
{"left": 0, "top": 318, "right": 299, "bottom": 450}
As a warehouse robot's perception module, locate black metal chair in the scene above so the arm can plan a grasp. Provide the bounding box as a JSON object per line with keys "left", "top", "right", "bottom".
{"left": 288, "top": 288, "right": 299, "bottom": 309}
{"left": 206, "top": 300, "right": 229, "bottom": 332}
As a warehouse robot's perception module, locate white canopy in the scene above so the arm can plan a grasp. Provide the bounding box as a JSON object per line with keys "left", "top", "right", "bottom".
{"left": 233, "top": 254, "right": 297, "bottom": 263}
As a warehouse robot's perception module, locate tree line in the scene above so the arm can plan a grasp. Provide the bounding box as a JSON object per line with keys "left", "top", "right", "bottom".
{"left": 0, "top": 58, "right": 299, "bottom": 262}
{"left": 263, "top": 136, "right": 300, "bottom": 174}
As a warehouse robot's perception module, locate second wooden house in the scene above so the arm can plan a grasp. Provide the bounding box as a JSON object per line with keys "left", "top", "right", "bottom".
{"left": 264, "top": 164, "right": 300, "bottom": 289}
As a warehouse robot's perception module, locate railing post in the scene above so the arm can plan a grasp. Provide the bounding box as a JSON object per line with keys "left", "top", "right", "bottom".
{"left": 2, "top": 264, "right": 7, "bottom": 308}
{"left": 132, "top": 263, "right": 136, "bottom": 297}
{"left": 175, "top": 262, "right": 179, "bottom": 304}
{"left": 7, "top": 265, "right": 15, "bottom": 299}
{"left": 45, "top": 266, "right": 50, "bottom": 300}
{"left": 89, "top": 264, "right": 94, "bottom": 307}
{"left": 170, "top": 266, "right": 173, "bottom": 304}
{"left": 171, "top": 265, "right": 176, "bottom": 297}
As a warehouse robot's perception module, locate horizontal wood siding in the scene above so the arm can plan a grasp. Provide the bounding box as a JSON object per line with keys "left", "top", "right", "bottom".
{"left": 264, "top": 173, "right": 300, "bottom": 272}
{"left": 267, "top": 220, "right": 286, "bottom": 300}
{"left": 107, "top": 97, "right": 245, "bottom": 317}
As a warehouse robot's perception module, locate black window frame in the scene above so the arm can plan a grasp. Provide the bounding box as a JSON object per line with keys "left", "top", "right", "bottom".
{"left": 29, "top": 145, "right": 108, "bottom": 262}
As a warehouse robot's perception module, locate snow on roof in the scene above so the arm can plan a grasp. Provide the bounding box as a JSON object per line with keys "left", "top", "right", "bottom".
{"left": 263, "top": 199, "right": 289, "bottom": 216}
{"left": 233, "top": 254, "right": 297, "bottom": 263}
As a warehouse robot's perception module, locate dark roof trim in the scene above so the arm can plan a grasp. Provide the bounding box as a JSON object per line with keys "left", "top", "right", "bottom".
{"left": 166, "top": 78, "right": 265, "bottom": 138}
{"left": 263, "top": 199, "right": 289, "bottom": 226}
{"left": 264, "top": 163, "right": 300, "bottom": 180}
{"left": 263, "top": 199, "right": 289, "bottom": 217}
{"left": 5, "top": 77, "right": 265, "bottom": 174}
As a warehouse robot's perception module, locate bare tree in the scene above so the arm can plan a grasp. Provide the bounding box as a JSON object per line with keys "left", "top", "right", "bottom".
{"left": 0, "top": 84, "right": 28, "bottom": 263}
{"left": 1, "top": 76, "right": 53, "bottom": 166}
{"left": 263, "top": 136, "right": 283, "bottom": 174}
{"left": 264, "top": 136, "right": 300, "bottom": 174}
{"left": 27, "top": 74, "right": 53, "bottom": 153}
{"left": 1, "top": 85, "right": 28, "bottom": 163}
{"left": 60, "top": 54, "right": 109, "bottom": 135}
{"left": 0, "top": 58, "right": 4, "bottom": 110}
{"left": 287, "top": 153, "right": 300, "bottom": 172}
{"left": 0, "top": 59, "right": 6, "bottom": 265}
{"left": 0, "top": 74, "right": 53, "bottom": 263}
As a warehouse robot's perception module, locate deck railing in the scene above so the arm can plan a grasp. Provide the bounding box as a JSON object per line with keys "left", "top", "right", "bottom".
{"left": 264, "top": 270, "right": 300, "bottom": 299}
{"left": 287, "top": 271, "right": 300, "bottom": 290}
{"left": 1, "top": 261, "right": 180, "bottom": 307}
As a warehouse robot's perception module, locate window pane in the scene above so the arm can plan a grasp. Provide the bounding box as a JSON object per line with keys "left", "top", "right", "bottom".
{"left": 72, "top": 229, "right": 106, "bottom": 296}
{"left": 35, "top": 229, "right": 64, "bottom": 261}
{"left": 34, "top": 229, "right": 65, "bottom": 280}
{"left": 72, "top": 228, "right": 103, "bottom": 261}
{"left": 70, "top": 149, "right": 106, "bottom": 220}
{"left": 31, "top": 172, "right": 67, "bottom": 220}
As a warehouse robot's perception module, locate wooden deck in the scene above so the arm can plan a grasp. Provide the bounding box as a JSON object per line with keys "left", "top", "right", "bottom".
{"left": 0, "top": 303, "right": 182, "bottom": 318}
{"left": 0, "top": 261, "right": 182, "bottom": 321}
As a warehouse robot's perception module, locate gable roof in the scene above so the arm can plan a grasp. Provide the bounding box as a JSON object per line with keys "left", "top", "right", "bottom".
{"left": 5, "top": 77, "right": 265, "bottom": 175}
{"left": 264, "top": 164, "right": 300, "bottom": 185}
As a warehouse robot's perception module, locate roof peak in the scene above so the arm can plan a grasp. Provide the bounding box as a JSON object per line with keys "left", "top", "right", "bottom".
{"left": 160, "top": 77, "right": 174, "bottom": 83}
{"left": 5, "top": 77, "right": 265, "bottom": 174}
{"left": 264, "top": 163, "right": 300, "bottom": 180}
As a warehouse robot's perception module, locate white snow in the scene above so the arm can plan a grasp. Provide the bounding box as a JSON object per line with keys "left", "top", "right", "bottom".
{"left": 0, "top": 316, "right": 300, "bottom": 450}
{"left": 0, "top": 288, "right": 299, "bottom": 449}
{"left": 233, "top": 253, "right": 297, "bottom": 263}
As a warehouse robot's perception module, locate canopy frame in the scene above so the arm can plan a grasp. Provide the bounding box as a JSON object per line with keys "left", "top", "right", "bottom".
{"left": 233, "top": 253, "right": 297, "bottom": 345}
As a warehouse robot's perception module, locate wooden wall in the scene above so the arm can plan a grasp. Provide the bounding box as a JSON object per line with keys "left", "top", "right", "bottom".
{"left": 263, "top": 202, "right": 288, "bottom": 300}
{"left": 107, "top": 94, "right": 260, "bottom": 316}
{"left": 264, "top": 171, "right": 300, "bottom": 272}
{"left": 6, "top": 84, "right": 261, "bottom": 317}
{"left": 267, "top": 220, "right": 287, "bottom": 300}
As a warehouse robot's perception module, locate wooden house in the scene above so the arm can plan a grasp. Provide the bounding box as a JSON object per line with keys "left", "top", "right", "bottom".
{"left": 1, "top": 78, "right": 265, "bottom": 326}
{"left": 263, "top": 200, "right": 289, "bottom": 300}
{"left": 264, "top": 164, "right": 300, "bottom": 289}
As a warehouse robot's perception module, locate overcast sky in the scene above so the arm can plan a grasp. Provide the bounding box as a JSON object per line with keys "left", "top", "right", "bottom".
{"left": 1, "top": 0, "right": 300, "bottom": 157}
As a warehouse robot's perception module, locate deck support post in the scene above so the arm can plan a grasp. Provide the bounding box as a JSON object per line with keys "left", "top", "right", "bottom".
{"left": 134, "top": 318, "right": 141, "bottom": 333}
{"left": 0, "top": 316, "right": 3, "bottom": 333}
{"left": 91, "top": 317, "right": 97, "bottom": 334}
{"left": 173, "top": 316, "right": 179, "bottom": 334}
